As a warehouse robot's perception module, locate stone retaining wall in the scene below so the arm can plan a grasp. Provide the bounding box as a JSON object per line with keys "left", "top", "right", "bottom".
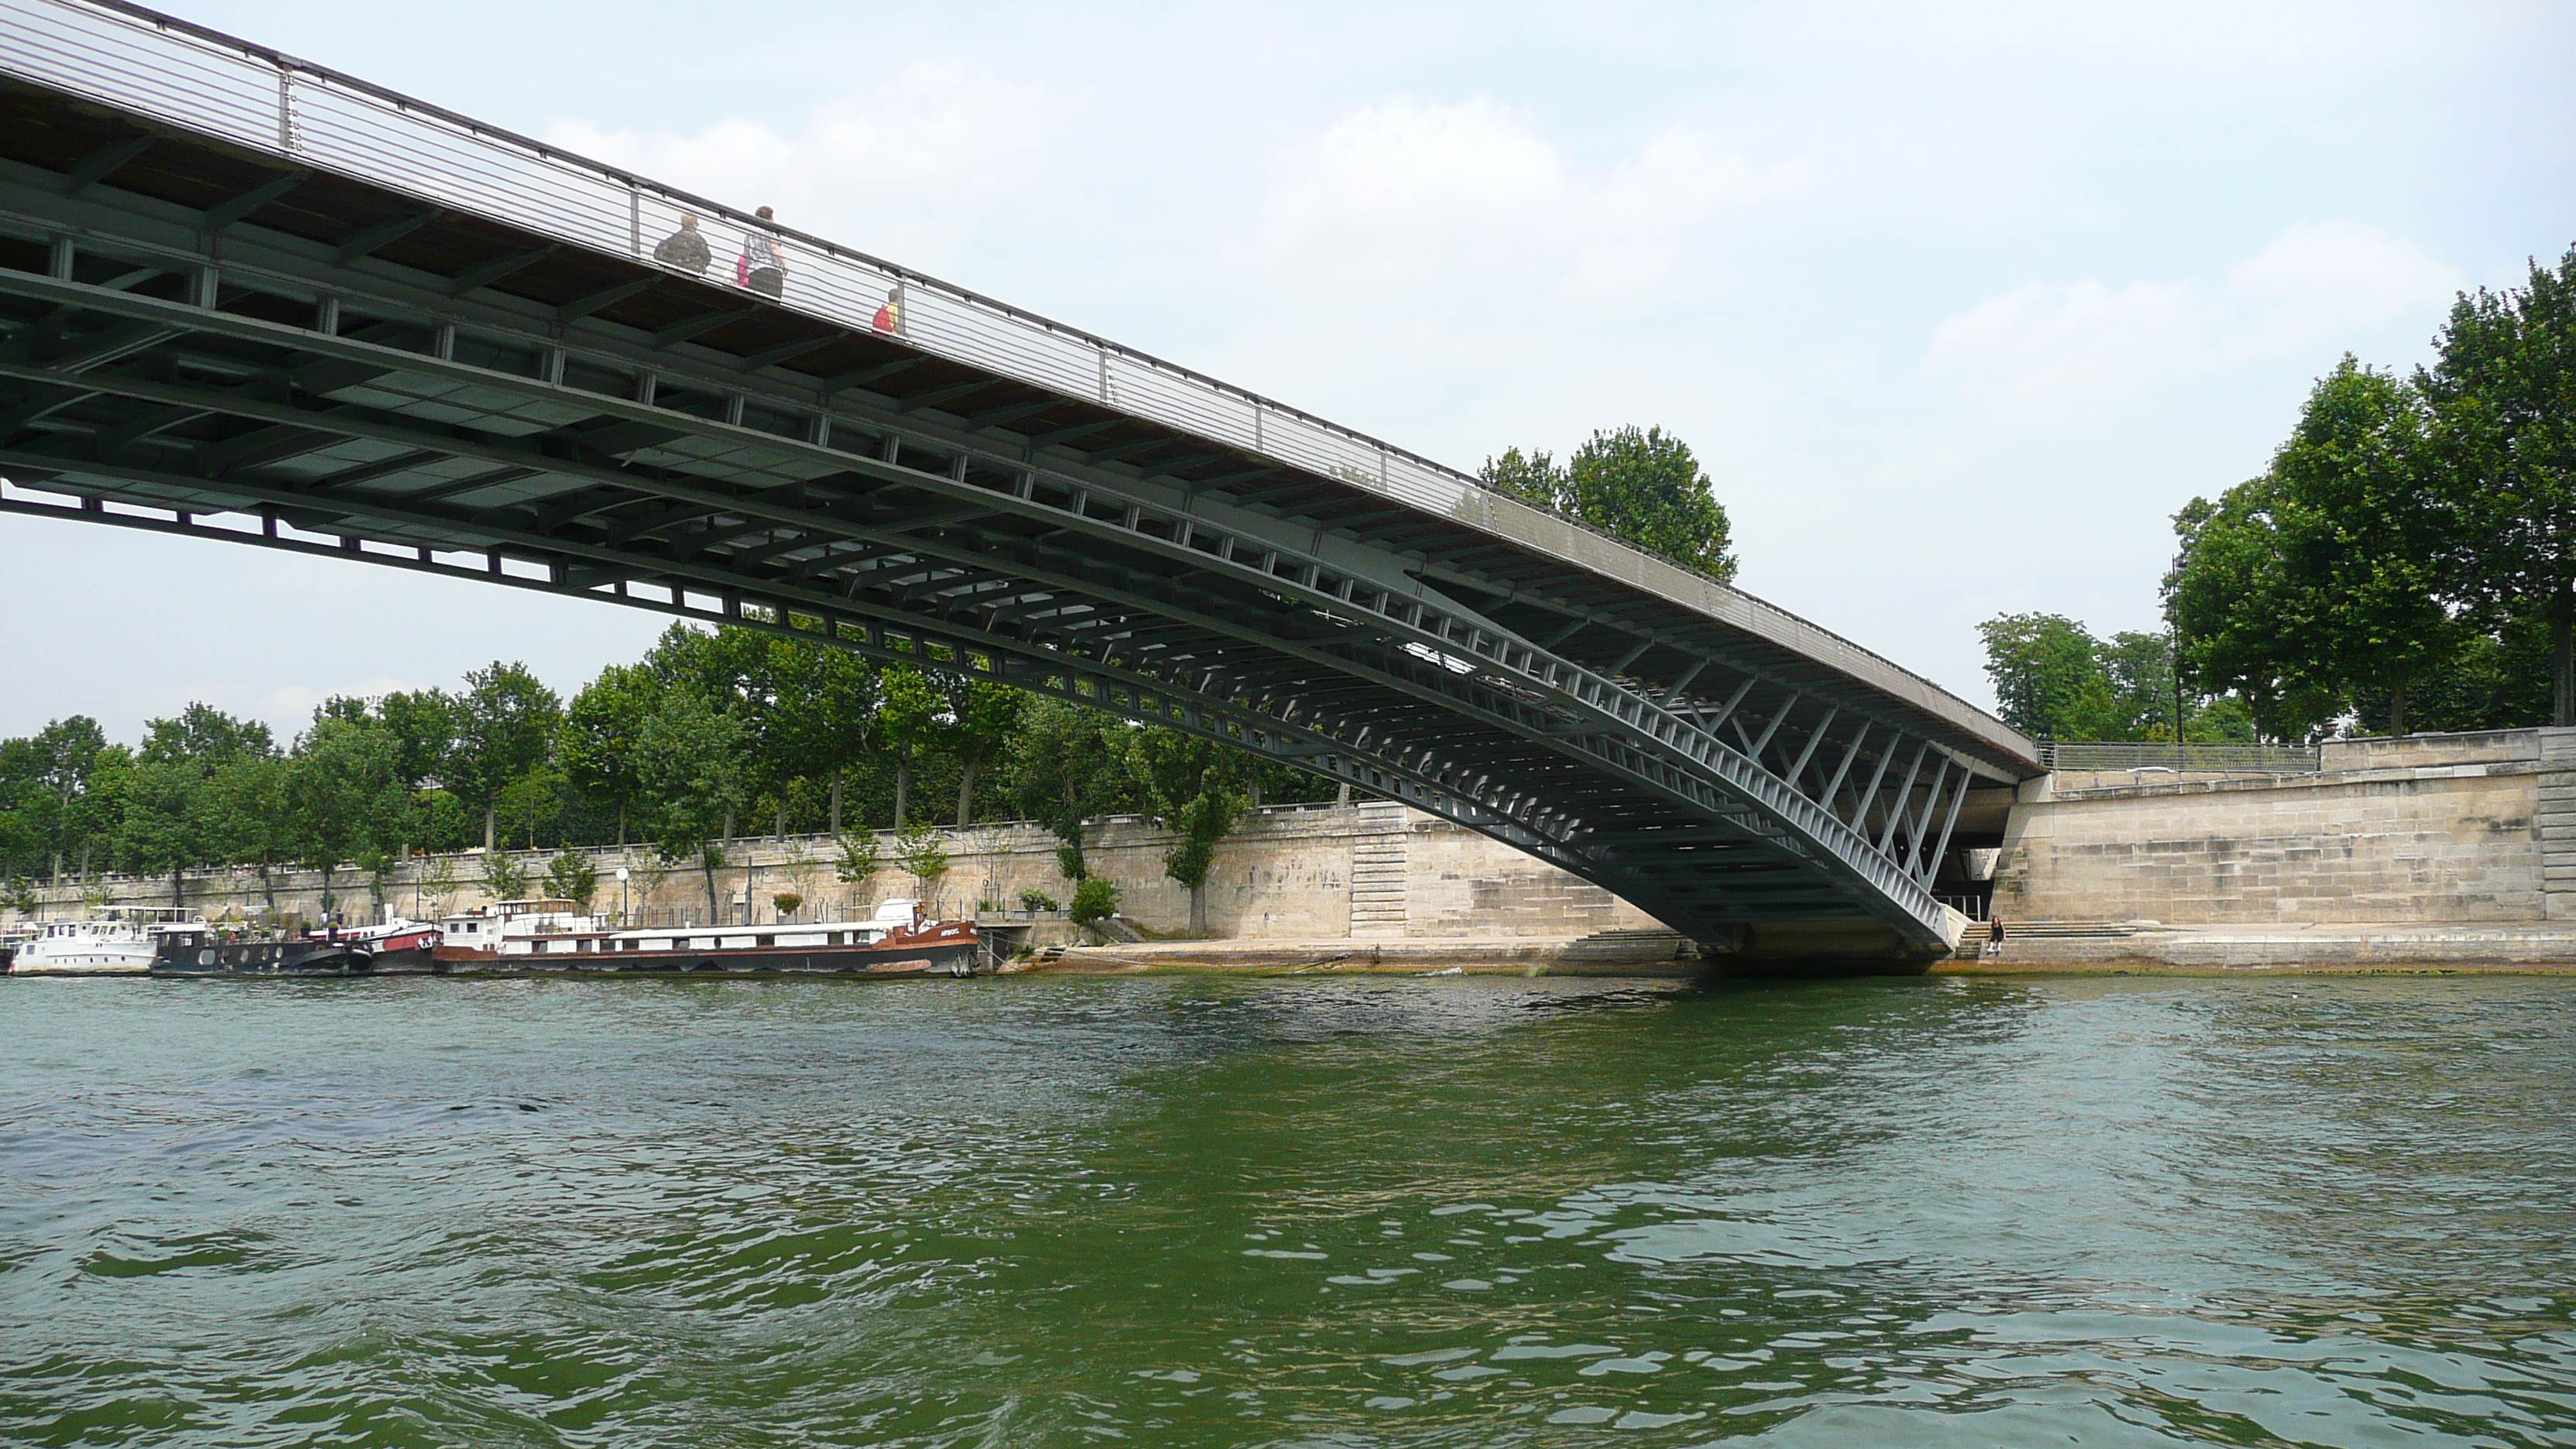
{"left": 8, "top": 801, "right": 1662, "bottom": 941}
{"left": 1994, "top": 728, "right": 2567, "bottom": 926}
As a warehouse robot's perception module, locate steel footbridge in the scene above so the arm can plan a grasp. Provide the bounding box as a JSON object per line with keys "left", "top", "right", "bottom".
{"left": 0, "top": 0, "right": 2040, "bottom": 960}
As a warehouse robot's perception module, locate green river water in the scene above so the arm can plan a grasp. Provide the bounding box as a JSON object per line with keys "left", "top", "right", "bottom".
{"left": 2, "top": 971, "right": 2572, "bottom": 1447}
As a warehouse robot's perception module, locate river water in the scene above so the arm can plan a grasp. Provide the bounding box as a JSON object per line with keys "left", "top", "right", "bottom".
{"left": 3, "top": 971, "right": 2572, "bottom": 1447}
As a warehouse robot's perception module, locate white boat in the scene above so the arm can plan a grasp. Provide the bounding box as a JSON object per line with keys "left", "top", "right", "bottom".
{"left": 436, "top": 897, "right": 975, "bottom": 973}
{"left": 9, "top": 905, "right": 207, "bottom": 975}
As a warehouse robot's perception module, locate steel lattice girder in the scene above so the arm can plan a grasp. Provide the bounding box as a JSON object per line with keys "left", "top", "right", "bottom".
{"left": 0, "top": 101, "right": 2031, "bottom": 954}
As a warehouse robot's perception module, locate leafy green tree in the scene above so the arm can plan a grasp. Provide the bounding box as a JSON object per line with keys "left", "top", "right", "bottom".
{"left": 375, "top": 688, "right": 457, "bottom": 790}
{"left": 479, "top": 851, "right": 531, "bottom": 903}
{"left": 544, "top": 851, "right": 599, "bottom": 911}
{"left": 417, "top": 854, "right": 464, "bottom": 917}
{"left": 1564, "top": 426, "right": 1736, "bottom": 582}
{"left": 493, "top": 762, "right": 569, "bottom": 851}
{"left": 1069, "top": 875, "right": 1121, "bottom": 928}
{"left": 1478, "top": 445, "right": 1561, "bottom": 509}
{"left": 2165, "top": 486, "right": 2344, "bottom": 742}
{"left": 896, "top": 820, "right": 950, "bottom": 906}
{"left": 562, "top": 663, "right": 657, "bottom": 846}
{"left": 834, "top": 831, "right": 881, "bottom": 891}
{"left": 2266, "top": 358, "right": 2454, "bottom": 734}
{"left": 1483, "top": 426, "right": 1736, "bottom": 581}
{"left": 6, "top": 717, "right": 108, "bottom": 882}
{"left": 285, "top": 714, "right": 411, "bottom": 923}
{"left": 1002, "top": 698, "right": 1133, "bottom": 881}
{"left": 202, "top": 755, "right": 291, "bottom": 912}
{"left": 877, "top": 665, "right": 944, "bottom": 830}
{"left": 632, "top": 685, "right": 750, "bottom": 923}
{"left": 759, "top": 629, "right": 880, "bottom": 835}
{"left": 104, "top": 755, "right": 206, "bottom": 906}
{"left": 448, "top": 662, "right": 562, "bottom": 852}
{"left": 1978, "top": 612, "right": 2115, "bottom": 740}
{"left": 2420, "top": 245, "right": 2576, "bottom": 723}
{"left": 944, "top": 673, "right": 1022, "bottom": 827}
{"left": 1122, "top": 727, "right": 1246, "bottom": 936}
{"left": 138, "top": 702, "right": 273, "bottom": 767}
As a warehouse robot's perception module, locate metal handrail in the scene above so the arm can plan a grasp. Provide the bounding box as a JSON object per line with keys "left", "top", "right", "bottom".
{"left": 2040, "top": 742, "right": 2321, "bottom": 773}
{"left": 0, "top": 0, "right": 1994, "bottom": 727}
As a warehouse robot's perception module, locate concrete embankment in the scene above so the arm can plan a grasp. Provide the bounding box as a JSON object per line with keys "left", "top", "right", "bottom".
{"left": 1971, "top": 728, "right": 2576, "bottom": 974}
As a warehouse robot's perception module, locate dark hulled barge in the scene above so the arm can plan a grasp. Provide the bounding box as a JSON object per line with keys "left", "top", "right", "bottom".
{"left": 152, "top": 920, "right": 444, "bottom": 977}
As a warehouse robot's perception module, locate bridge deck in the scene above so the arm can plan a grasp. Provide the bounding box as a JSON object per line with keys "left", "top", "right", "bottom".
{"left": 0, "top": 0, "right": 2040, "bottom": 959}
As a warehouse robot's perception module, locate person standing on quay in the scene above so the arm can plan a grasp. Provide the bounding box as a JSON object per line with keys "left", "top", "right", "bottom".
{"left": 740, "top": 206, "right": 787, "bottom": 299}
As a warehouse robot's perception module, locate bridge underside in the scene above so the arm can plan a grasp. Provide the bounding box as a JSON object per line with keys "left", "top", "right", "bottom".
{"left": 0, "top": 67, "right": 2036, "bottom": 961}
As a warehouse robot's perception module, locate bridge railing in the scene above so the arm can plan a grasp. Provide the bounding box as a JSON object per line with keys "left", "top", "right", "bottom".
{"left": 2039, "top": 742, "right": 2321, "bottom": 774}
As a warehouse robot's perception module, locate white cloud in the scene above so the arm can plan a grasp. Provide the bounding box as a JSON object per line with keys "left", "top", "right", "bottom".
{"left": 2225, "top": 220, "right": 2463, "bottom": 355}
{"left": 1924, "top": 277, "right": 2204, "bottom": 403}
{"left": 1925, "top": 221, "right": 2462, "bottom": 405}
{"left": 1241, "top": 97, "right": 1776, "bottom": 313}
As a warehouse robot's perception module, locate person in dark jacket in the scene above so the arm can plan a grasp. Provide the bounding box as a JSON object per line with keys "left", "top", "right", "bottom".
{"left": 653, "top": 211, "right": 711, "bottom": 274}
{"left": 741, "top": 205, "right": 786, "bottom": 298}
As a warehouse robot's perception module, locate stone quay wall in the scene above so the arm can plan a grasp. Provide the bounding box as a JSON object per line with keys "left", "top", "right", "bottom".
{"left": 1994, "top": 728, "right": 2575, "bottom": 926}
{"left": 9, "top": 800, "right": 1663, "bottom": 941}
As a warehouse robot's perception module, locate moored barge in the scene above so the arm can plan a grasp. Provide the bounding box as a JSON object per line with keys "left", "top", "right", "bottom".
{"left": 152, "top": 919, "right": 444, "bottom": 977}
{"left": 438, "top": 897, "right": 982, "bottom": 976}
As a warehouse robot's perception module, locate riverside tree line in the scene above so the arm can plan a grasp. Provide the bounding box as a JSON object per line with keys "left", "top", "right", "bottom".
{"left": 1, "top": 426, "right": 1736, "bottom": 929}
{"left": 1982, "top": 247, "right": 2575, "bottom": 744}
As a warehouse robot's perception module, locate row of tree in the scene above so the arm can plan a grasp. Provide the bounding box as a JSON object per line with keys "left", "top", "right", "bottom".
{"left": 0, "top": 622, "right": 1339, "bottom": 930}
{"left": 1981, "top": 246, "right": 2573, "bottom": 743}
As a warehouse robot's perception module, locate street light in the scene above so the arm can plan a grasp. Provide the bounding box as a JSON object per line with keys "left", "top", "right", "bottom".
{"left": 616, "top": 865, "right": 630, "bottom": 926}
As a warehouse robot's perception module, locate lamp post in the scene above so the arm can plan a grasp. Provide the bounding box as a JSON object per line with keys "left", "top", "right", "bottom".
{"left": 616, "top": 865, "right": 630, "bottom": 927}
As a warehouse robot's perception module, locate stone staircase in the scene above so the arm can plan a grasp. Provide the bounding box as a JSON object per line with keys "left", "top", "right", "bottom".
{"left": 1348, "top": 810, "right": 1410, "bottom": 939}
{"left": 2543, "top": 727, "right": 2576, "bottom": 921}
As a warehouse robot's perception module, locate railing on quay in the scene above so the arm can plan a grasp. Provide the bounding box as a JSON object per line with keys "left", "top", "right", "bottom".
{"left": 0, "top": 0, "right": 1979, "bottom": 718}
{"left": 2039, "top": 742, "right": 2321, "bottom": 774}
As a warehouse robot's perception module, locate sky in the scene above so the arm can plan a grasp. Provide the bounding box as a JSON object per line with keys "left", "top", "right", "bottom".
{"left": 3, "top": 0, "right": 2571, "bottom": 742}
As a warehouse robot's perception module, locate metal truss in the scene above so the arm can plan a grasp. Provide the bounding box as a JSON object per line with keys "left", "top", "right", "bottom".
{"left": 0, "top": 77, "right": 2034, "bottom": 957}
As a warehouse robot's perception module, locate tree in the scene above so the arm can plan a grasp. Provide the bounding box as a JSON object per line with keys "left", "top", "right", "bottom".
{"left": 632, "top": 686, "right": 750, "bottom": 923}
{"left": 448, "top": 662, "right": 562, "bottom": 852}
{"left": 493, "top": 762, "right": 569, "bottom": 851}
{"left": 1481, "top": 427, "right": 1738, "bottom": 582}
{"left": 944, "top": 674, "right": 1022, "bottom": 827}
{"left": 375, "top": 688, "right": 457, "bottom": 790}
{"left": 2421, "top": 246, "right": 2576, "bottom": 723}
{"left": 896, "top": 820, "right": 950, "bottom": 906}
{"left": 202, "top": 755, "right": 291, "bottom": 913}
{"left": 759, "top": 629, "right": 880, "bottom": 835}
{"left": 2266, "top": 358, "right": 2454, "bottom": 734}
{"left": 834, "top": 831, "right": 881, "bottom": 892}
{"left": 2165, "top": 487, "right": 2343, "bottom": 742}
{"left": 417, "top": 854, "right": 464, "bottom": 917}
{"left": 1003, "top": 698, "right": 1132, "bottom": 881}
{"left": 1978, "top": 613, "right": 2115, "bottom": 741}
{"left": 480, "top": 851, "right": 531, "bottom": 902}
{"left": 877, "top": 665, "right": 944, "bottom": 830}
{"left": 1069, "top": 876, "right": 1121, "bottom": 928}
{"left": 1123, "top": 727, "right": 1246, "bottom": 936}
{"left": 544, "top": 851, "right": 599, "bottom": 911}
{"left": 104, "top": 755, "right": 207, "bottom": 906}
{"left": 284, "top": 714, "right": 410, "bottom": 923}
{"left": 1478, "top": 445, "right": 1561, "bottom": 509}
{"left": 138, "top": 702, "right": 273, "bottom": 768}
{"left": 561, "top": 663, "right": 656, "bottom": 846}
